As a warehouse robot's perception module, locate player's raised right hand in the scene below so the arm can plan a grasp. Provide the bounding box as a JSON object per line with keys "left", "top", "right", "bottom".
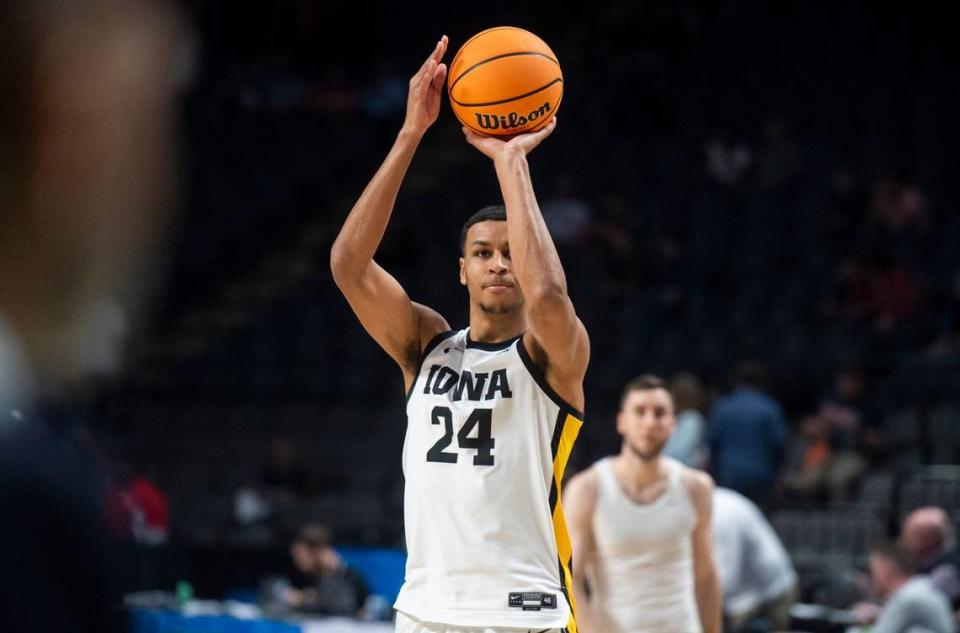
{"left": 401, "top": 36, "right": 448, "bottom": 137}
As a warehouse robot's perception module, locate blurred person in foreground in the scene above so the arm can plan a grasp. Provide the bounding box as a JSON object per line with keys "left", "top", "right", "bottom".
{"left": 0, "top": 1, "right": 181, "bottom": 631}
{"left": 281, "top": 524, "right": 369, "bottom": 617}
{"left": 900, "top": 507, "right": 960, "bottom": 609}
{"left": 565, "top": 375, "right": 721, "bottom": 633}
{"left": 711, "top": 487, "right": 797, "bottom": 632}
{"left": 849, "top": 542, "right": 956, "bottom": 633}
{"left": 708, "top": 361, "right": 788, "bottom": 510}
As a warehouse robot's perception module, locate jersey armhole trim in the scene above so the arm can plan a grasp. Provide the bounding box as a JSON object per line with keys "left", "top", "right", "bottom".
{"left": 405, "top": 329, "right": 458, "bottom": 403}
{"left": 516, "top": 334, "right": 585, "bottom": 420}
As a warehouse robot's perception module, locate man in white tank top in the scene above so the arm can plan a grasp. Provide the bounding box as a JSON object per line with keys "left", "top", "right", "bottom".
{"left": 565, "top": 376, "right": 721, "bottom": 633}
{"left": 331, "top": 36, "right": 590, "bottom": 633}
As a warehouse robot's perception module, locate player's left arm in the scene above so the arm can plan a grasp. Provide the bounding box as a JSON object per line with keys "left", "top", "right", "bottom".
{"left": 685, "top": 468, "right": 723, "bottom": 633}
{"left": 462, "top": 119, "right": 590, "bottom": 409}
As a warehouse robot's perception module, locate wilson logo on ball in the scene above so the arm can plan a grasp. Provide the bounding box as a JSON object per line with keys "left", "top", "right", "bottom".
{"left": 475, "top": 102, "right": 552, "bottom": 131}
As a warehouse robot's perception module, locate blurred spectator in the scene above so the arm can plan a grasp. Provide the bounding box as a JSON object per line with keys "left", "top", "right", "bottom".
{"left": 781, "top": 414, "right": 833, "bottom": 504}
{"left": 106, "top": 465, "right": 171, "bottom": 547}
{"left": 664, "top": 372, "right": 709, "bottom": 469}
{"left": 711, "top": 487, "right": 797, "bottom": 632}
{"left": 900, "top": 507, "right": 960, "bottom": 609}
{"left": 0, "top": 1, "right": 181, "bottom": 630}
{"left": 283, "top": 524, "right": 369, "bottom": 617}
{"left": 815, "top": 365, "right": 880, "bottom": 501}
{"left": 708, "top": 361, "right": 788, "bottom": 509}
{"left": 850, "top": 542, "right": 956, "bottom": 633}
{"left": 704, "top": 128, "right": 752, "bottom": 187}
{"left": 868, "top": 175, "right": 929, "bottom": 241}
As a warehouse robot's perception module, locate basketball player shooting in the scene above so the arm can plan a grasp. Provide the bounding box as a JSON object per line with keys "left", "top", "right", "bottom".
{"left": 564, "top": 376, "right": 721, "bottom": 633}
{"left": 330, "top": 36, "right": 590, "bottom": 633}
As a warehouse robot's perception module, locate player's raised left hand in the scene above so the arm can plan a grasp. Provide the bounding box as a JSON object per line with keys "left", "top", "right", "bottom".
{"left": 401, "top": 36, "right": 449, "bottom": 137}
{"left": 462, "top": 116, "right": 557, "bottom": 161}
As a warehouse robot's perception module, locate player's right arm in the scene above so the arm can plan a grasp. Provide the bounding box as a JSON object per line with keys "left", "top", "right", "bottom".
{"left": 564, "top": 467, "right": 601, "bottom": 633}
{"left": 330, "top": 37, "right": 450, "bottom": 389}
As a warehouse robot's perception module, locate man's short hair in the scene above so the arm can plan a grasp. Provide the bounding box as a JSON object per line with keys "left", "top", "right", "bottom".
{"left": 460, "top": 205, "right": 507, "bottom": 254}
{"left": 871, "top": 541, "right": 917, "bottom": 575}
{"left": 294, "top": 523, "right": 332, "bottom": 550}
{"left": 620, "top": 374, "right": 670, "bottom": 408}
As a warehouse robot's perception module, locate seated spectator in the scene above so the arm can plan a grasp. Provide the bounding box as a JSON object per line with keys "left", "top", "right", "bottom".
{"left": 901, "top": 507, "right": 960, "bottom": 609}
{"left": 850, "top": 542, "right": 956, "bottom": 633}
{"left": 106, "top": 464, "right": 170, "bottom": 546}
{"left": 663, "top": 372, "right": 709, "bottom": 469}
{"left": 780, "top": 414, "right": 833, "bottom": 504}
{"left": 816, "top": 365, "right": 880, "bottom": 502}
{"left": 284, "top": 524, "right": 369, "bottom": 617}
{"left": 711, "top": 487, "right": 797, "bottom": 632}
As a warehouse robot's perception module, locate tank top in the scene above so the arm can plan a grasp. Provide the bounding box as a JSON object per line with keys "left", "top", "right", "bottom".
{"left": 395, "top": 329, "right": 582, "bottom": 630}
{"left": 590, "top": 456, "right": 701, "bottom": 633}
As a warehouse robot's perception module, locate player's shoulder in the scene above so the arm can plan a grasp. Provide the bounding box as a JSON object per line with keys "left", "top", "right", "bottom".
{"left": 676, "top": 461, "right": 715, "bottom": 502}
{"left": 565, "top": 464, "right": 601, "bottom": 500}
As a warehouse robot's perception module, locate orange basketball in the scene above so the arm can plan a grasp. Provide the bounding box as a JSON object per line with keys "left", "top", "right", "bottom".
{"left": 447, "top": 27, "right": 563, "bottom": 137}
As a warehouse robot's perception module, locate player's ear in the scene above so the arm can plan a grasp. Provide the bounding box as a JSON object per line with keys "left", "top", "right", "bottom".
{"left": 459, "top": 256, "right": 466, "bottom": 286}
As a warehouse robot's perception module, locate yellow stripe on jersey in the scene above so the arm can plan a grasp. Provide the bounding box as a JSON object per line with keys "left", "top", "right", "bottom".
{"left": 551, "top": 411, "right": 583, "bottom": 633}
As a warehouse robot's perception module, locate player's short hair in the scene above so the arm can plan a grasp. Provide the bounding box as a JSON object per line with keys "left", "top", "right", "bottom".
{"left": 460, "top": 205, "right": 507, "bottom": 254}
{"left": 294, "top": 523, "right": 332, "bottom": 549}
{"left": 870, "top": 541, "right": 916, "bottom": 575}
{"left": 620, "top": 374, "right": 671, "bottom": 408}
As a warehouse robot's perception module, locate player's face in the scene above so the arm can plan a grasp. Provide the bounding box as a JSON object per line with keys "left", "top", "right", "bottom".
{"left": 460, "top": 220, "right": 524, "bottom": 315}
{"left": 617, "top": 388, "right": 676, "bottom": 461}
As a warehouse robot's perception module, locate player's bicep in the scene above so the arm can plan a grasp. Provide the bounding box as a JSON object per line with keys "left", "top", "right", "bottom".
{"left": 688, "top": 472, "right": 717, "bottom": 577}
{"left": 335, "top": 261, "right": 447, "bottom": 370}
{"left": 527, "top": 294, "right": 590, "bottom": 381}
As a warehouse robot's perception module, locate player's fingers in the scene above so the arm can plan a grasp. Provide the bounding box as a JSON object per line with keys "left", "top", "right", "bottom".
{"left": 528, "top": 117, "right": 557, "bottom": 143}
{"left": 411, "top": 40, "right": 441, "bottom": 84}
{"left": 432, "top": 35, "right": 448, "bottom": 63}
{"left": 415, "top": 59, "right": 436, "bottom": 93}
{"left": 539, "top": 116, "right": 558, "bottom": 136}
{"left": 426, "top": 38, "right": 444, "bottom": 65}
{"left": 462, "top": 126, "right": 485, "bottom": 147}
{"left": 431, "top": 63, "right": 448, "bottom": 92}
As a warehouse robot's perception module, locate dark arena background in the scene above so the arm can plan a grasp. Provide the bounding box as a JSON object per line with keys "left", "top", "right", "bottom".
{"left": 2, "top": 1, "right": 960, "bottom": 632}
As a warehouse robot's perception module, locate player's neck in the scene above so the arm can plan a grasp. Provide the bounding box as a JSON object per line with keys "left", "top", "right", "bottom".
{"left": 615, "top": 449, "right": 667, "bottom": 488}
{"left": 467, "top": 307, "right": 526, "bottom": 343}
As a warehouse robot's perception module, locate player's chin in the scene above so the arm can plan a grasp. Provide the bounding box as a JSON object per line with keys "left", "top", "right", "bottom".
{"left": 631, "top": 441, "right": 664, "bottom": 461}
{"left": 479, "top": 299, "right": 523, "bottom": 316}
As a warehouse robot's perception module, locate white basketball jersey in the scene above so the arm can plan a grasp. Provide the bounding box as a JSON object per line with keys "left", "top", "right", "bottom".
{"left": 590, "top": 457, "right": 701, "bottom": 633}
{"left": 395, "top": 329, "right": 582, "bottom": 630}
